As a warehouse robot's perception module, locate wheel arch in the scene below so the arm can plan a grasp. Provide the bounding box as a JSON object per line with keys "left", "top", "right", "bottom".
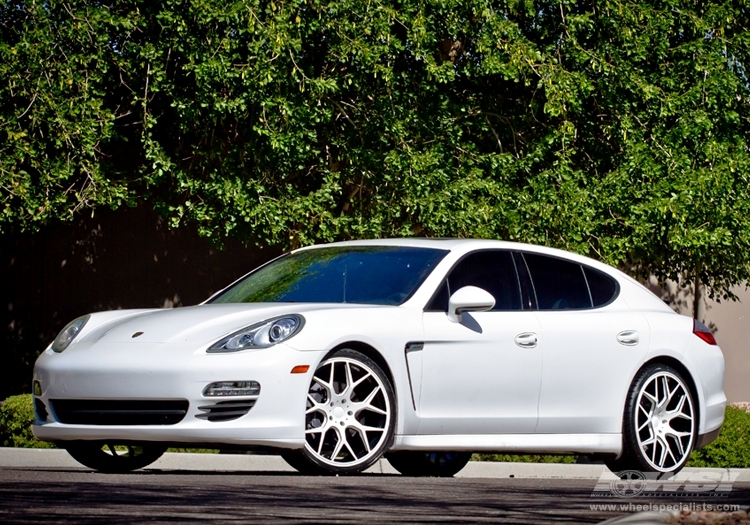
{"left": 325, "top": 341, "right": 396, "bottom": 393}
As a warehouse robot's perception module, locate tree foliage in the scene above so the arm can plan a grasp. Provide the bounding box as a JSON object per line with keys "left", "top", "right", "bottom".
{"left": 2, "top": 0, "right": 750, "bottom": 298}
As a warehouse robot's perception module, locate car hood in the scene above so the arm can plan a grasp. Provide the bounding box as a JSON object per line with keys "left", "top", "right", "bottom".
{"left": 77, "top": 303, "right": 380, "bottom": 347}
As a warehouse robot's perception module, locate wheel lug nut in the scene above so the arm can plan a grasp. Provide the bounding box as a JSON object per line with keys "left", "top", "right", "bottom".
{"left": 348, "top": 411, "right": 353, "bottom": 416}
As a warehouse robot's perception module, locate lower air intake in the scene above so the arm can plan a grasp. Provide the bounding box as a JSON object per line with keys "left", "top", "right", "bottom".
{"left": 196, "top": 400, "right": 256, "bottom": 422}
{"left": 34, "top": 398, "right": 49, "bottom": 422}
{"left": 51, "top": 399, "right": 189, "bottom": 425}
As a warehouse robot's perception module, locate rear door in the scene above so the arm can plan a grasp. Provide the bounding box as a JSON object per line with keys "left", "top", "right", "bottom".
{"left": 518, "top": 252, "right": 651, "bottom": 434}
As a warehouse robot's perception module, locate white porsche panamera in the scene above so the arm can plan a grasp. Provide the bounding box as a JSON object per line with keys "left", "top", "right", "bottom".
{"left": 32, "top": 239, "right": 726, "bottom": 476}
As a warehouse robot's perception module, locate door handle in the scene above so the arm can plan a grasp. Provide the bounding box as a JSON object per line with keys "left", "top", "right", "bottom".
{"left": 514, "top": 332, "right": 538, "bottom": 348}
{"left": 617, "top": 330, "right": 639, "bottom": 346}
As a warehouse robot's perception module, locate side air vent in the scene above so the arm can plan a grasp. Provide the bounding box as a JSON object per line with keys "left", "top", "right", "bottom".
{"left": 196, "top": 400, "right": 256, "bottom": 422}
{"left": 51, "top": 399, "right": 189, "bottom": 425}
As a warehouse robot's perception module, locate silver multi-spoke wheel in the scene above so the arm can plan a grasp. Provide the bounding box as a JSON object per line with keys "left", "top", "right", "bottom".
{"left": 304, "top": 352, "right": 393, "bottom": 469}
{"left": 634, "top": 370, "right": 695, "bottom": 472}
{"left": 610, "top": 363, "right": 697, "bottom": 475}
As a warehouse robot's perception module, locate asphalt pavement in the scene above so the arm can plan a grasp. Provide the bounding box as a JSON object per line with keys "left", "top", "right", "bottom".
{"left": 2, "top": 449, "right": 749, "bottom": 524}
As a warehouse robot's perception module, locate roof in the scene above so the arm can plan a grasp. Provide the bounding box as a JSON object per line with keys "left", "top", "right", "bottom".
{"left": 296, "top": 237, "right": 517, "bottom": 250}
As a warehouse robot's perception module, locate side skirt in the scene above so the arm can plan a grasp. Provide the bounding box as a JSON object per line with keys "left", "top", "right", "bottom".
{"left": 390, "top": 433, "right": 622, "bottom": 455}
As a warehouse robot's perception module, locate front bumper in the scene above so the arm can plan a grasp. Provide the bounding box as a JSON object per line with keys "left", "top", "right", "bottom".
{"left": 32, "top": 342, "right": 323, "bottom": 449}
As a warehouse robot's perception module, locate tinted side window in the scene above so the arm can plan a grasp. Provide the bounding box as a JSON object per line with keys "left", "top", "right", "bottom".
{"left": 426, "top": 280, "right": 450, "bottom": 312}
{"left": 523, "top": 253, "right": 592, "bottom": 310}
{"left": 583, "top": 267, "right": 619, "bottom": 307}
{"left": 426, "top": 251, "right": 522, "bottom": 311}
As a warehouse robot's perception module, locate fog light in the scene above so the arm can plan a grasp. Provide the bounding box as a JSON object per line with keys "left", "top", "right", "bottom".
{"left": 203, "top": 381, "right": 261, "bottom": 397}
{"left": 33, "top": 380, "right": 42, "bottom": 396}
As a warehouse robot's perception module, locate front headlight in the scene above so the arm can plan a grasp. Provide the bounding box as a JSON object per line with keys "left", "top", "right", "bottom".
{"left": 51, "top": 315, "right": 90, "bottom": 353}
{"left": 208, "top": 315, "right": 304, "bottom": 353}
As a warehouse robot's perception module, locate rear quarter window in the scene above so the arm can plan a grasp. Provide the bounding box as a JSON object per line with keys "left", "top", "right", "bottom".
{"left": 583, "top": 266, "right": 620, "bottom": 307}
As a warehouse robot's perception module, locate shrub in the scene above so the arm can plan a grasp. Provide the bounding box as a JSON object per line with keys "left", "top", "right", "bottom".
{"left": 472, "top": 454, "right": 575, "bottom": 464}
{"left": 0, "top": 394, "right": 54, "bottom": 448}
{"left": 687, "top": 406, "right": 750, "bottom": 468}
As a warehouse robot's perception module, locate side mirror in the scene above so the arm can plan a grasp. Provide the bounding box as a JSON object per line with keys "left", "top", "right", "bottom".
{"left": 447, "top": 286, "right": 495, "bottom": 323}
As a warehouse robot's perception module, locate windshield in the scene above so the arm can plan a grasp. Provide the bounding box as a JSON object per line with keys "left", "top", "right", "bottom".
{"left": 210, "top": 246, "right": 448, "bottom": 306}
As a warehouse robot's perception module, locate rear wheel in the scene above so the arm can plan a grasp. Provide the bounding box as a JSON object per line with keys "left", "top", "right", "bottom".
{"left": 282, "top": 349, "right": 395, "bottom": 475}
{"left": 64, "top": 442, "right": 167, "bottom": 473}
{"left": 386, "top": 451, "right": 471, "bottom": 477}
{"left": 609, "top": 364, "right": 697, "bottom": 474}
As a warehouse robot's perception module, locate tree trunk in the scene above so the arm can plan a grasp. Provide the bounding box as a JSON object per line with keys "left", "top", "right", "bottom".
{"left": 692, "top": 270, "right": 702, "bottom": 321}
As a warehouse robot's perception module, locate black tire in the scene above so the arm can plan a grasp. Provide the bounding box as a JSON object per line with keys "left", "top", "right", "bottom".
{"left": 285, "top": 348, "right": 396, "bottom": 475}
{"left": 64, "top": 442, "right": 167, "bottom": 473}
{"left": 604, "top": 455, "right": 639, "bottom": 475}
{"left": 386, "top": 451, "right": 472, "bottom": 477}
{"left": 280, "top": 449, "right": 324, "bottom": 475}
{"left": 610, "top": 363, "right": 697, "bottom": 474}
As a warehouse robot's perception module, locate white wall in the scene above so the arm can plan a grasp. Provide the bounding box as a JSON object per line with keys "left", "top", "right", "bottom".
{"left": 654, "top": 279, "right": 750, "bottom": 402}
{"left": 702, "top": 287, "right": 750, "bottom": 403}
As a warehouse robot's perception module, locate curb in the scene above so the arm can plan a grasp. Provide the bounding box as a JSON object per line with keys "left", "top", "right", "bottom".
{"left": 2, "top": 448, "right": 750, "bottom": 481}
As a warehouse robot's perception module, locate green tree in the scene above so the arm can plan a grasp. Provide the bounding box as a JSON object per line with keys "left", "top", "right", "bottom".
{"left": 2, "top": 0, "right": 750, "bottom": 303}
{"left": 0, "top": 0, "right": 138, "bottom": 226}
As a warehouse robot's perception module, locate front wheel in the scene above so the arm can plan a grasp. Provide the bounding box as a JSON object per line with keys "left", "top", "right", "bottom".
{"left": 64, "top": 442, "right": 167, "bottom": 473}
{"left": 611, "top": 364, "right": 697, "bottom": 474}
{"left": 386, "top": 451, "right": 472, "bottom": 477}
{"left": 283, "top": 349, "right": 396, "bottom": 475}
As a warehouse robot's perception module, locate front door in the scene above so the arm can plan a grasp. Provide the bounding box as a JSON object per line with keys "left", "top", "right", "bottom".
{"left": 417, "top": 310, "right": 543, "bottom": 434}
{"left": 411, "top": 250, "right": 544, "bottom": 434}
